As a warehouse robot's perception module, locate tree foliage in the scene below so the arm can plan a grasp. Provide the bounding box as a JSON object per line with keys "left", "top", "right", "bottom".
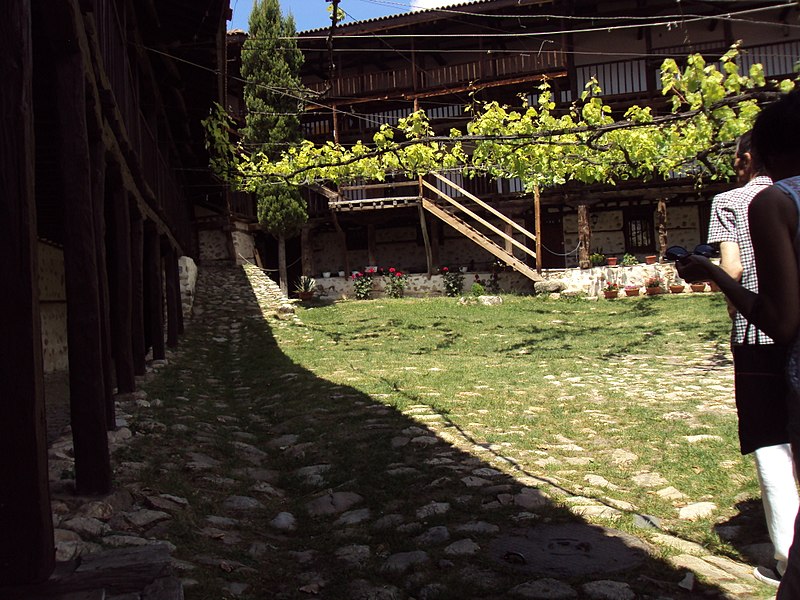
{"left": 241, "top": 0, "right": 304, "bottom": 158}
{"left": 207, "top": 46, "right": 797, "bottom": 196}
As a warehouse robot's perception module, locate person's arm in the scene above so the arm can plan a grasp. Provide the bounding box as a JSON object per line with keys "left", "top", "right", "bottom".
{"left": 677, "top": 187, "right": 800, "bottom": 343}
{"left": 718, "top": 241, "right": 742, "bottom": 320}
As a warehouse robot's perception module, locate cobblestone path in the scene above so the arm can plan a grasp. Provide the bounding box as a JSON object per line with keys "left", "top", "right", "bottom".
{"left": 47, "top": 263, "right": 778, "bottom": 600}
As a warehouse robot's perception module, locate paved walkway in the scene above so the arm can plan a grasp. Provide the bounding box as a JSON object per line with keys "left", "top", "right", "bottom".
{"left": 46, "top": 263, "right": 778, "bottom": 599}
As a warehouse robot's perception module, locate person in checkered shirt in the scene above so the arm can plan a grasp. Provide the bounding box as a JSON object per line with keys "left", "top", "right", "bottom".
{"left": 707, "top": 132, "right": 797, "bottom": 588}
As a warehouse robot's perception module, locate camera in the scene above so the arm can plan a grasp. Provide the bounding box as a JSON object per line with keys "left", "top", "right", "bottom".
{"left": 664, "top": 244, "right": 717, "bottom": 265}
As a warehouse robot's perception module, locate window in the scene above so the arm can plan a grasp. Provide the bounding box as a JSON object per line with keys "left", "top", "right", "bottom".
{"left": 623, "top": 207, "right": 655, "bottom": 253}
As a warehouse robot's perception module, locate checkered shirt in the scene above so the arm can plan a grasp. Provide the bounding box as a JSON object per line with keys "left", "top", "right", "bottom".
{"left": 707, "top": 176, "right": 773, "bottom": 344}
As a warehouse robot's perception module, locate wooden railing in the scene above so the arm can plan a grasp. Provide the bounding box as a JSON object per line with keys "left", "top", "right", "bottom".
{"left": 306, "top": 49, "right": 567, "bottom": 99}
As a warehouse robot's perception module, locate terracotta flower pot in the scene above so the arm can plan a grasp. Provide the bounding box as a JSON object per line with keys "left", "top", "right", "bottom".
{"left": 606, "top": 257, "right": 618, "bottom": 266}
{"left": 669, "top": 285, "right": 685, "bottom": 294}
{"left": 645, "top": 287, "right": 662, "bottom": 296}
{"left": 624, "top": 287, "right": 640, "bottom": 297}
{"left": 603, "top": 290, "right": 619, "bottom": 299}
{"left": 645, "top": 255, "right": 657, "bottom": 265}
{"left": 297, "top": 291, "right": 314, "bottom": 301}
{"left": 690, "top": 283, "right": 706, "bottom": 293}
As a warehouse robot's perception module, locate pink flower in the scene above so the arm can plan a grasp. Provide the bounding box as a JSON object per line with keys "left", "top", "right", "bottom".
{"left": 396, "top": 272, "right": 403, "bottom": 277}
{"left": 389, "top": 267, "right": 396, "bottom": 273}
{"left": 442, "top": 267, "right": 449, "bottom": 272}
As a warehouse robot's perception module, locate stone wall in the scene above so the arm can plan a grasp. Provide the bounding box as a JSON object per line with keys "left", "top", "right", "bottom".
{"left": 38, "top": 242, "right": 68, "bottom": 373}
{"left": 179, "top": 256, "right": 198, "bottom": 317}
{"left": 231, "top": 225, "right": 256, "bottom": 265}
{"left": 198, "top": 229, "right": 230, "bottom": 262}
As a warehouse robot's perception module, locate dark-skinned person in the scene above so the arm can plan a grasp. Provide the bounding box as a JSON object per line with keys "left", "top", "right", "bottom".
{"left": 706, "top": 130, "right": 797, "bottom": 588}
{"left": 675, "top": 88, "right": 800, "bottom": 597}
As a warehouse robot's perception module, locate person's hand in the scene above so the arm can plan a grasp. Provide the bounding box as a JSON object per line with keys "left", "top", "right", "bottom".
{"left": 675, "top": 254, "right": 714, "bottom": 283}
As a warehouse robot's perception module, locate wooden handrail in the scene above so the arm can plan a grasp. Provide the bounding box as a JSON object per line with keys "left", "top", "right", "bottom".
{"left": 422, "top": 179, "right": 535, "bottom": 259}
{"left": 430, "top": 172, "right": 536, "bottom": 245}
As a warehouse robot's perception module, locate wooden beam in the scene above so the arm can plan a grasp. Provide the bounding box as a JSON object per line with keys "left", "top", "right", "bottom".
{"left": 164, "top": 245, "right": 180, "bottom": 348}
{"left": 56, "top": 29, "right": 111, "bottom": 495}
{"left": 130, "top": 207, "right": 147, "bottom": 375}
{"left": 0, "top": 0, "right": 55, "bottom": 582}
{"left": 144, "top": 223, "right": 165, "bottom": 360}
{"left": 107, "top": 181, "right": 136, "bottom": 393}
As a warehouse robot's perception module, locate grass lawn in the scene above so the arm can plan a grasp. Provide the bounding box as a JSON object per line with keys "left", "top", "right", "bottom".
{"left": 280, "top": 292, "right": 761, "bottom": 556}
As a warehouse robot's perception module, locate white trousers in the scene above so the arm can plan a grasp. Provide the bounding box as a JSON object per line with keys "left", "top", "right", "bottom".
{"left": 754, "top": 443, "right": 800, "bottom": 575}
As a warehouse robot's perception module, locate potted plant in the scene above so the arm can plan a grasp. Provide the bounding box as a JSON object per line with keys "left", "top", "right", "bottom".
{"left": 645, "top": 255, "right": 658, "bottom": 265}
{"left": 690, "top": 282, "right": 707, "bottom": 293}
{"left": 603, "top": 281, "right": 620, "bottom": 299}
{"left": 621, "top": 253, "right": 638, "bottom": 267}
{"left": 606, "top": 256, "right": 618, "bottom": 266}
{"left": 589, "top": 252, "right": 606, "bottom": 267}
{"left": 382, "top": 267, "right": 409, "bottom": 298}
{"left": 669, "top": 282, "right": 685, "bottom": 294}
{"left": 624, "top": 285, "right": 640, "bottom": 297}
{"left": 295, "top": 275, "right": 316, "bottom": 301}
{"left": 644, "top": 275, "right": 664, "bottom": 295}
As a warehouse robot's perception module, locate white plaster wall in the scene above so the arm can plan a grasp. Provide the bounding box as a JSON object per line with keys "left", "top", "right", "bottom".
{"left": 38, "top": 242, "right": 68, "bottom": 373}
{"left": 179, "top": 256, "right": 198, "bottom": 317}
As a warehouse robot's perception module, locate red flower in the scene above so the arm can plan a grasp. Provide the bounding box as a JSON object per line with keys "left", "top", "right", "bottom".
{"left": 389, "top": 267, "right": 396, "bottom": 273}
{"left": 395, "top": 272, "right": 403, "bottom": 277}
{"left": 442, "top": 267, "right": 449, "bottom": 272}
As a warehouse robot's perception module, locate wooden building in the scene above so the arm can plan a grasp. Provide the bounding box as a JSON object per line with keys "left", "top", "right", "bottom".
{"left": 1, "top": 0, "right": 229, "bottom": 584}
{"left": 293, "top": 0, "right": 800, "bottom": 277}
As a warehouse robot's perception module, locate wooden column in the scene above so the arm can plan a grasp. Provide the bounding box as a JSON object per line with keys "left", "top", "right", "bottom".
{"left": 143, "top": 223, "right": 165, "bottom": 360}
{"left": 418, "top": 204, "right": 434, "bottom": 276}
{"left": 130, "top": 205, "right": 146, "bottom": 375}
{"left": 0, "top": 0, "right": 55, "bottom": 582}
{"left": 164, "top": 244, "right": 180, "bottom": 348}
{"left": 107, "top": 181, "right": 135, "bottom": 393}
{"left": 89, "top": 136, "right": 115, "bottom": 429}
{"left": 301, "top": 224, "right": 314, "bottom": 276}
{"left": 534, "top": 184, "right": 542, "bottom": 273}
{"left": 367, "top": 224, "right": 377, "bottom": 267}
{"left": 656, "top": 198, "right": 668, "bottom": 260}
{"left": 56, "top": 28, "right": 111, "bottom": 495}
{"left": 577, "top": 204, "right": 590, "bottom": 269}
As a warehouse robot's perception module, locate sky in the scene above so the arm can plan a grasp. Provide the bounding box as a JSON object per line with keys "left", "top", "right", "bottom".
{"left": 228, "top": 0, "right": 458, "bottom": 33}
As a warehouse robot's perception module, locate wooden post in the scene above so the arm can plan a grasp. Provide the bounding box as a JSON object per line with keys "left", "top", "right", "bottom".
{"left": 143, "top": 223, "right": 165, "bottom": 360}
{"left": 56, "top": 31, "right": 111, "bottom": 495}
{"left": 534, "top": 184, "right": 542, "bottom": 273}
{"left": 89, "top": 136, "right": 115, "bottom": 429}
{"left": 130, "top": 205, "right": 146, "bottom": 375}
{"left": 367, "top": 224, "right": 377, "bottom": 267}
{"left": 577, "top": 204, "right": 590, "bottom": 269}
{"left": 164, "top": 244, "right": 180, "bottom": 348}
{"left": 107, "top": 182, "right": 136, "bottom": 393}
{"left": 418, "top": 204, "right": 434, "bottom": 276}
{"left": 0, "top": 0, "right": 55, "bottom": 581}
{"left": 331, "top": 210, "right": 350, "bottom": 275}
{"left": 656, "top": 198, "right": 668, "bottom": 260}
{"left": 301, "top": 224, "right": 314, "bottom": 276}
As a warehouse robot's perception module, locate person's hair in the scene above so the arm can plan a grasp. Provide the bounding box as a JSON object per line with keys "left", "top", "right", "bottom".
{"left": 752, "top": 88, "right": 800, "bottom": 172}
{"left": 735, "top": 131, "right": 765, "bottom": 175}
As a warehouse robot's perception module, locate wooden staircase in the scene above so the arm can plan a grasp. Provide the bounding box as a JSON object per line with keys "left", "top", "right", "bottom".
{"left": 314, "top": 172, "right": 542, "bottom": 283}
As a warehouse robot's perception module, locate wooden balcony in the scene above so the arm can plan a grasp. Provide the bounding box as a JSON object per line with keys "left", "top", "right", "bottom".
{"left": 306, "top": 49, "right": 568, "bottom": 101}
